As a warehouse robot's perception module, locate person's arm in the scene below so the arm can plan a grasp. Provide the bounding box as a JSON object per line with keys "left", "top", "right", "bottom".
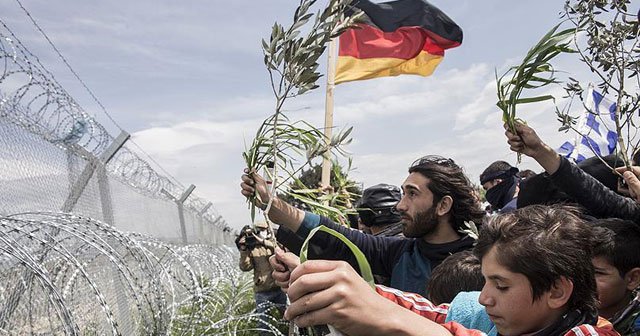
{"left": 549, "top": 157, "right": 640, "bottom": 219}
{"left": 239, "top": 249, "right": 253, "bottom": 272}
{"left": 275, "top": 225, "right": 322, "bottom": 255}
{"left": 506, "top": 123, "right": 640, "bottom": 221}
{"left": 241, "top": 170, "right": 305, "bottom": 232}
{"left": 298, "top": 214, "right": 406, "bottom": 279}
{"left": 285, "top": 260, "right": 453, "bottom": 336}
{"left": 375, "top": 285, "right": 448, "bottom": 324}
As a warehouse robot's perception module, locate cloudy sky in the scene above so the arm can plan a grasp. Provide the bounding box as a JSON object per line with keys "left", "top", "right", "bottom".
{"left": 1, "top": 0, "right": 601, "bottom": 230}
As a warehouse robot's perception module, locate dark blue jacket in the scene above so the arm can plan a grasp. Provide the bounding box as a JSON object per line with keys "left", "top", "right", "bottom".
{"left": 280, "top": 212, "right": 475, "bottom": 296}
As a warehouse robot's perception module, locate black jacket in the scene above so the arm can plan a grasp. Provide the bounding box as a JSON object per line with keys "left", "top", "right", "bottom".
{"left": 549, "top": 156, "right": 640, "bottom": 223}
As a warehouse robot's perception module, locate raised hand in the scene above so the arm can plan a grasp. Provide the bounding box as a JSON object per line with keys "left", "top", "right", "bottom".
{"left": 240, "top": 168, "right": 270, "bottom": 209}
{"left": 504, "top": 122, "right": 546, "bottom": 158}
{"left": 616, "top": 166, "right": 640, "bottom": 203}
{"left": 504, "top": 122, "right": 561, "bottom": 174}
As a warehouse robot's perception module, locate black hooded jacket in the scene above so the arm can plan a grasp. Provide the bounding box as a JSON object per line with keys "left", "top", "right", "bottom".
{"left": 548, "top": 156, "right": 640, "bottom": 223}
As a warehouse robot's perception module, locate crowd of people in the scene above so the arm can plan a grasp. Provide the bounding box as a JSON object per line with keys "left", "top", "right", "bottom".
{"left": 236, "top": 122, "right": 640, "bottom": 336}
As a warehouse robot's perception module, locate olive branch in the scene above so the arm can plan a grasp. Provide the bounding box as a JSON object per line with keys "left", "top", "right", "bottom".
{"left": 243, "top": 0, "right": 362, "bottom": 223}
{"left": 499, "top": 1, "right": 640, "bottom": 170}
{"left": 559, "top": 0, "right": 640, "bottom": 169}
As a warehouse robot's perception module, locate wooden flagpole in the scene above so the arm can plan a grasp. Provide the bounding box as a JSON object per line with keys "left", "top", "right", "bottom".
{"left": 321, "top": 38, "right": 337, "bottom": 191}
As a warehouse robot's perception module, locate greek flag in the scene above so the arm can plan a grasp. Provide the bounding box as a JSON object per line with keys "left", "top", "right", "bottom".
{"left": 558, "top": 87, "right": 618, "bottom": 162}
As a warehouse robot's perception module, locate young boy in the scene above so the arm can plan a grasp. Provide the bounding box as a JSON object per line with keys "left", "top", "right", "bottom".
{"left": 592, "top": 218, "right": 640, "bottom": 334}
{"left": 280, "top": 205, "right": 619, "bottom": 336}
{"left": 426, "top": 250, "right": 484, "bottom": 305}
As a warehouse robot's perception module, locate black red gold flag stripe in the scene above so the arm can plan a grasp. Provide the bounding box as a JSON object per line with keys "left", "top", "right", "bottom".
{"left": 335, "top": 0, "right": 463, "bottom": 84}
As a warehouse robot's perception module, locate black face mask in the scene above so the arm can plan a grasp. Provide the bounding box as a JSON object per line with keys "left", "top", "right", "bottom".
{"left": 485, "top": 177, "right": 517, "bottom": 209}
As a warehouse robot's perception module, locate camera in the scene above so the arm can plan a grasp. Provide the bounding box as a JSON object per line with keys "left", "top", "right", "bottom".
{"left": 235, "top": 226, "right": 259, "bottom": 251}
{"left": 244, "top": 229, "right": 258, "bottom": 249}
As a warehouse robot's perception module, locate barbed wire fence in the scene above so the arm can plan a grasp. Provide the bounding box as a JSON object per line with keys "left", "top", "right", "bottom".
{"left": 0, "top": 15, "right": 285, "bottom": 335}
{"left": 0, "top": 18, "right": 231, "bottom": 243}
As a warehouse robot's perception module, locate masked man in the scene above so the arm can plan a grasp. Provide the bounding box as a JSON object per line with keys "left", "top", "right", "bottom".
{"left": 479, "top": 161, "right": 519, "bottom": 214}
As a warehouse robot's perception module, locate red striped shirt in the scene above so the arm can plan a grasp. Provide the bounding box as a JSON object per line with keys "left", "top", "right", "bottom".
{"left": 375, "top": 285, "right": 620, "bottom": 336}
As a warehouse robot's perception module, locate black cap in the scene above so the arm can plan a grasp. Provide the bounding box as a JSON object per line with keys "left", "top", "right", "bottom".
{"left": 358, "top": 184, "right": 401, "bottom": 209}
{"left": 357, "top": 184, "right": 401, "bottom": 227}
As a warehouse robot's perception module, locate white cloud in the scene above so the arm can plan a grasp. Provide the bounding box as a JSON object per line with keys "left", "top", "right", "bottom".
{"left": 454, "top": 77, "right": 497, "bottom": 130}
{"left": 335, "top": 63, "right": 491, "bottom": 124}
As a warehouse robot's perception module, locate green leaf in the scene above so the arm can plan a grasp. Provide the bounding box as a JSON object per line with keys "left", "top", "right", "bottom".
{"left": 300, "top": 225, "right": 375, "bottom": 288}
{"left": 512, "top": 95, "right": 555, "bottom": 104}
{"left": 290, "top": 13, "right": 313, "bottom": 32}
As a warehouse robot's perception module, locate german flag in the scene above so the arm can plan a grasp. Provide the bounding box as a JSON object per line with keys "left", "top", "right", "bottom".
{"left": 335, "top": 0, "right": 463, "bottom": 84}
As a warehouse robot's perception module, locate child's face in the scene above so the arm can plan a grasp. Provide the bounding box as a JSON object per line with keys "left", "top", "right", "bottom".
{"left": 479, "top": 246, "right": 560, "bottom": 336}
{"left": 592, "top": 256, "right": 630, "bottom": 318}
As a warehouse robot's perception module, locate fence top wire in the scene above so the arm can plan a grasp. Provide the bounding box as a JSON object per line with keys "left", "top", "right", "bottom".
{"left": 0, "top": 17, "right": 226, "bottom": 228}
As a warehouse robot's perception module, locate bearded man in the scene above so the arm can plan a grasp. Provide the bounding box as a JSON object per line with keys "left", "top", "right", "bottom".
{"left": 240, "top": 155, "right": 486, "bottom": 296}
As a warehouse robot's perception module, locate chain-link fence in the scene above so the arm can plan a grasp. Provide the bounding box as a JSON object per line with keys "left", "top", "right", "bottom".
{"left": 0, "top": 18, "right": 232, "bottom": 245}
{"left": 0, "top": 16, "right": 254, "bottom": 335}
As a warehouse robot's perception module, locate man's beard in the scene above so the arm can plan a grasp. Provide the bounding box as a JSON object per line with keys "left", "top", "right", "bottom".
{"left": 401, "top": 206, "right": 439, "bottom": 238}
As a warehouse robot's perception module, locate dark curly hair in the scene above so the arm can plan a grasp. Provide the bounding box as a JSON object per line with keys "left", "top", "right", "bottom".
{"left": 426, "top": 251, "right": 484, "bottom": 305}
{"left": 592, "top": 218, "right": 640, "bottom": 277}
{"left": 408, "top": 156, "right": 486, "bottom": 232}
{"left": 474, "top": 204, "right": 598, "bottom": 314}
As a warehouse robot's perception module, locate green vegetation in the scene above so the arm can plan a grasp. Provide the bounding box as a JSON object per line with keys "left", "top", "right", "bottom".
{"left": 496, "top": 24, "right": 575, "bottom": 162}
{"left": 497, "top": 0, "right": 640, "bottom": 167}
{"left": 171, "top": 273, "right": 286, "bottom": 335}
{"left": 281, "top": 160, "right": 362, "bottom": 225}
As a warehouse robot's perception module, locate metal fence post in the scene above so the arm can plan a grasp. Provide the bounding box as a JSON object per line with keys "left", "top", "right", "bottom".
{"left": 62, "top": 145, "right": 98, "bottom": 213}
{"left": 62, "top": 132, "right": 129, "bottom": 213}
{"left": 94, "top": 132, "right": 131, "bottom": 330}
{"left": 198, "top": 202, "right": 212, "bottom": 243}
{"left": 162, "top": 184, "right": 195, "bottom": 244}
{"left": 97, "top": 132, "right": 130, "bottom": 225}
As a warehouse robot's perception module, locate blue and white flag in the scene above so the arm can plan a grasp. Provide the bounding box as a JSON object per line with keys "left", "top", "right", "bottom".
{"left": 558, "top": 87, "right": 618, "bottom": 163}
